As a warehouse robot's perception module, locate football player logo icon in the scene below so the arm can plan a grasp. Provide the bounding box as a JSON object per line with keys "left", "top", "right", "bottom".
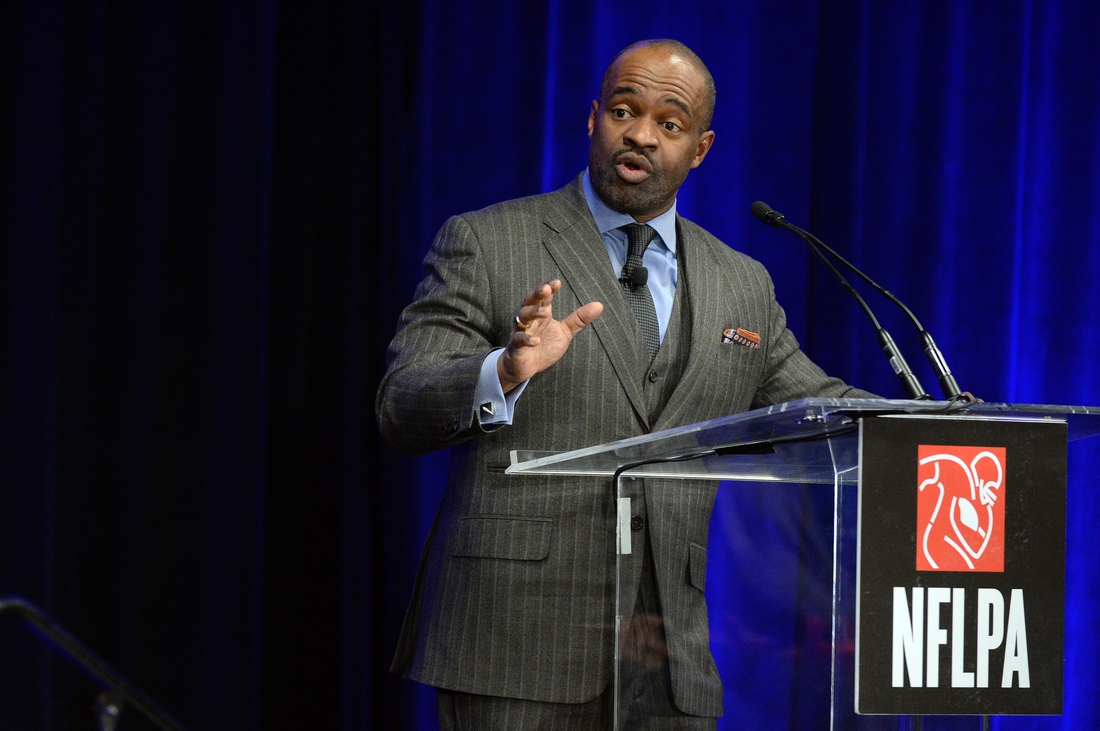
{"left": 916, "top": 445, "right": 1006, "bottom": 572}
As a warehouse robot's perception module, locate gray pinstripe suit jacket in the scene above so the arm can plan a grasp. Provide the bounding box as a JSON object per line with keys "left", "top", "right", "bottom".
{"left": 376, "top": 174, "right": 864, "bottom": 716}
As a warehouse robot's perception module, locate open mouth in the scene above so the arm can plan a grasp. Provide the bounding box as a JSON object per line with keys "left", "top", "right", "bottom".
{"left": 614, "top": 152, "right": 652, "bottom": 184}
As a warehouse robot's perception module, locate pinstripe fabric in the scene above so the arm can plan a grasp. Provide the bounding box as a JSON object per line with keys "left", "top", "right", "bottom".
{"left": 437, "top": 688, "right": 610, "bottom": 730}
{"left": 437, "top": 684, "right": 715, "bottom": 730}
{"left": 641, "top": 265, "right": 689, "bottom": 427}
{"left": 376, "top": 174, "right": 869, "bottom": 715}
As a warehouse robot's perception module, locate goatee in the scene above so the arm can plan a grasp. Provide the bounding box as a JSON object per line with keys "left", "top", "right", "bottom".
{"left": 589, "top": 147, "right": 679, "bottom": 218}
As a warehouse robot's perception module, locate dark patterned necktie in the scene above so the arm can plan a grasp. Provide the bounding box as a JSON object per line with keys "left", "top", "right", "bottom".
{"left": 619, "top": 223, "right": 660, "bottom": 361}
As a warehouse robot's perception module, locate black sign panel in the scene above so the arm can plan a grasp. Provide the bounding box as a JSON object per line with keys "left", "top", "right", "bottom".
{"left": 855, "top": 416, "right": 1066, "bottom": 715}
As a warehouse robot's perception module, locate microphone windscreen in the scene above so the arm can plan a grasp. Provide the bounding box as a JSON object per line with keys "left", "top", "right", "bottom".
{"left": 750, "top": 201, "right": 774, "bottom": 224}
{"left": 631, "top": 266, "right": 649, "bottom": 287}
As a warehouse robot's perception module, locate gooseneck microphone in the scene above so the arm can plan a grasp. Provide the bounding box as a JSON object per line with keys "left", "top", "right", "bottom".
{"left": 751, "top": 201, "right": 963, "bottom": 400}
{"left": 749, "top": 203, "right": 926, "bottom": 400}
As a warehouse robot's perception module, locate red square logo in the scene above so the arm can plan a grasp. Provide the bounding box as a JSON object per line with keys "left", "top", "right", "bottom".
{"left": 916, "top": 445, "right": 1006, "bottom": 572}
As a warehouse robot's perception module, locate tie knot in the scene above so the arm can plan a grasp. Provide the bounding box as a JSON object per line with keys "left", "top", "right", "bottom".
{"left": 620, "top": 223, "right": 658, "bottom": 255}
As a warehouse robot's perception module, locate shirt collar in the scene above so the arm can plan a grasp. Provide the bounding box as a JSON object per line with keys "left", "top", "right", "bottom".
{"left": 582, "top": 169, "right": 677, "bottom": 254}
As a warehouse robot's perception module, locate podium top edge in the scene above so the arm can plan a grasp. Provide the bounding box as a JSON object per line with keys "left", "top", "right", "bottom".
{"left": 505, "top": 398, "right": 1100, "bottom": 476}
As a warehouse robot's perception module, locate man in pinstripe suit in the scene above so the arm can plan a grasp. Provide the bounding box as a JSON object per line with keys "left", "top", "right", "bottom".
{"left": 377, "top": 40, "right": 867, "bottom": 729}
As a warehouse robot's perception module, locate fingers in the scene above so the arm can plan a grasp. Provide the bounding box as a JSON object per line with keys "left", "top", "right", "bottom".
{"left": 513, "top": 279, "right": 561, "bottom": 331}
{"left": 561, "top": 301, "right": 603, "bottom": 335}
{"left": 507, "top": 328, "right": 540, "bottom": 349}
{"left": 514, "top": 304, "right": 547, "bottom": 330}
{"left": 511, "top": 280, "right": 601, "bottom": 340}
{"left": 522, "top": 279, "right": 561, "bottom": 308}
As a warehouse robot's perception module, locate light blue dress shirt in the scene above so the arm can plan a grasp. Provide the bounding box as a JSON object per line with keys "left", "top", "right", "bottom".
{"left": 476, "top": 170, "right": 679, "bottom": 428}
{"left": 581, "top": 169, "right": 678, "bottom": 341}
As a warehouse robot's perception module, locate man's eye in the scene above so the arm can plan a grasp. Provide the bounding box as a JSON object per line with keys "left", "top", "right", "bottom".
{"left": 664, "top": 121, "right": 681, "bottom": 132}
{"left": 612, "top": 108, "right": 630, "bottom": 118}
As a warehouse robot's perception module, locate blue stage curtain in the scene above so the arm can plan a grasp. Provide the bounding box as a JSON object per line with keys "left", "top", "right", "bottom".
{"left": 1, "top": 1, "right": 1097, "bottom": 729}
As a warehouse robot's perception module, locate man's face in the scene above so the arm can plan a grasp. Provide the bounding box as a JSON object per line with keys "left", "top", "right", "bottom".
{"left": 587, "top": 45, "right": 715, "bottom": 223}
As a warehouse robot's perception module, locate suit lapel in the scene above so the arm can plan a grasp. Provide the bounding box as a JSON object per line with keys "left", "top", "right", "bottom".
{"left": 541, "top": 179, "right": 651, "bottom": 428}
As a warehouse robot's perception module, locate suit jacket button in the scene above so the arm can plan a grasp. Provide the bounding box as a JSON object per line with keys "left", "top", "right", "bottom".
{"left": 648, "top": 370, "right": 659, "bottom": 383}
{"left": 630, "top": 516, "right": 644, "bottom": 531}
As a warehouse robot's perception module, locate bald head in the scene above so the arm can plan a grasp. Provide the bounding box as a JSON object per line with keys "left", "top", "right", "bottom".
{"left": 587, "top": 39, "right": 717, "bottom": 220}
{"left": 599, "top": 39, "right": 716, "bottom": 132}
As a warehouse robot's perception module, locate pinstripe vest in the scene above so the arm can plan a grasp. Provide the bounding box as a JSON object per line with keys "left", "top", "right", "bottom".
{"left": 641, "top": 254, "right": 691, "bottom": 426}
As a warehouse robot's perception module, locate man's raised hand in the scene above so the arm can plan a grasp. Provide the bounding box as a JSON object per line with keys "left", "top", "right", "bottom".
{"left": 497, "top": 279, "right": 603, "bottom": 394}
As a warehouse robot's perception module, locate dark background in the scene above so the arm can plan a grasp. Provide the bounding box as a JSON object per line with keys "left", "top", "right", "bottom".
{"left": 2, "top": 0, "right": 1098, "bottom": 729}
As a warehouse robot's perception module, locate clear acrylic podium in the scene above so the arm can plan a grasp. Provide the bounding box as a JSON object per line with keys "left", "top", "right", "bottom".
{"left": 506, "top": 398, "right": 1100, "bottom": 730}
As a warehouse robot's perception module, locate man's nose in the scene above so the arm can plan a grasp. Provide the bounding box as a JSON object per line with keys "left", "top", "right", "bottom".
{"left": 623, "top": 117, "right": 659, "bottom": 149}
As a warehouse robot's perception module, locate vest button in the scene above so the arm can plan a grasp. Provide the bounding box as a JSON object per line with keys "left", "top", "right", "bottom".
{"left": 630, "top": 516, "right": 644, "bottom": 531}
{"left": 648, "top": 370, "right": 659, "bottom": 383}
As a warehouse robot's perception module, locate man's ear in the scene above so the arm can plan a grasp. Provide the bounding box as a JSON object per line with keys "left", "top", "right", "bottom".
{"left": 587, "top": 100, "right": 599, "bottom": 139}
{"left": 690, "top": 130, "right": 716, "bottom": 169}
